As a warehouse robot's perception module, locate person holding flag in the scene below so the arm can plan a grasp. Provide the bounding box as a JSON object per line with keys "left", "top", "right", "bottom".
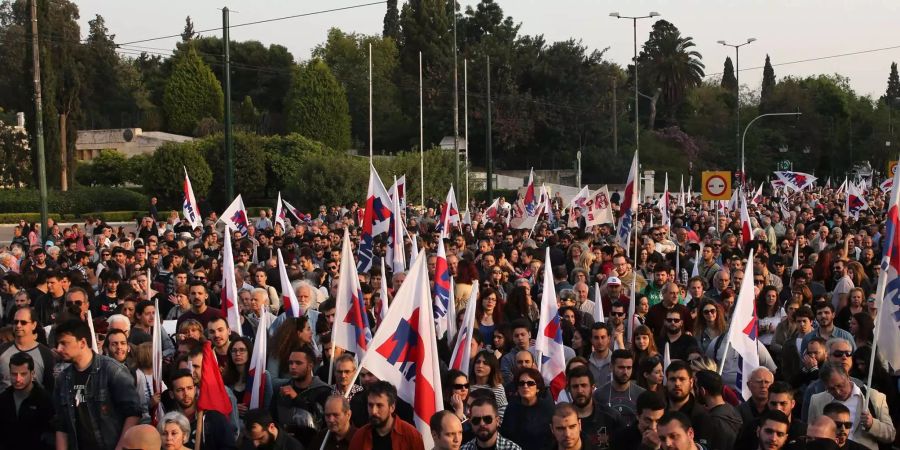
{"left": 535, "top": 248, "right": 567, "bottom": 401}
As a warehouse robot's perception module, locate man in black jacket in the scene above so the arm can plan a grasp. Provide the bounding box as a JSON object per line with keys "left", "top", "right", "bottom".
{"left": 0, "top": 352, "right": 54, "bottom": 450}
{"left": 271, "top": 345, "right": 332, "bottom": 447}
{"left": 242, "top": 408, "right": 304, "bottom": 450}
{"left": 612, "top": 391, "right": 666, "bottom": 450}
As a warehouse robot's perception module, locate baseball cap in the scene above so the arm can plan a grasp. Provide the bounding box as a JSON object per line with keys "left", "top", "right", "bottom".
{"left": 607, "top": 276, "right": 622, "bottom": 286}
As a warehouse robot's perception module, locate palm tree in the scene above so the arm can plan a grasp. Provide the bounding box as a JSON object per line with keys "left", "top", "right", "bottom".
{"left": 637, "top": 20, "right": 705, "bottom": 127}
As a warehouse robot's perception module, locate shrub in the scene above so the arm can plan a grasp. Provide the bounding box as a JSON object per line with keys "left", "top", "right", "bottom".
{"left": 162, "top": 46, "right": 224, "bottom": 135}
{"left": 198, "top": 132, "right": 266, "bottom": 207}
{"left": 144, "top": 141, "right": 212, "bottom": 203}
{"left": 0, "top": 187, "right": 146, "bottom": 215}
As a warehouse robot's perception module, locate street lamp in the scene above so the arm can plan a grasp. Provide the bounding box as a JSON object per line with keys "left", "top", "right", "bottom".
{"left": 742, "top": 112, "right": 802, "bottom": 177}
{"left": 718, "top": 37, "right": 756, "bottom": 179}
{"left": 610, "top": 11, "right": 660, "bottom": 153}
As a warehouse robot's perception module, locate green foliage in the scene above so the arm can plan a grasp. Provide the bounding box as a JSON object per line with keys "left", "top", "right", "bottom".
{"left": 721, "top": 57, "right": 737, "bottom": 92}
{"left": 0, "top": 120, "right": 30, "bottom": 187}
{"left": 75, "top": 150, "right": 128, "bottom": 186}
{"left": 384, "top": 0, "right": 401, "bottom": 40}
{"left": 0, "top": 187, "right": 145, "bottom": 214}
{"left": 125, "top": 153, "right": 151, "bottom": 185}
{"left": 162, "top": 46, "right": 224, "bottom": 135}
{"left": 284, "top": 59, "right": 352, "bottom": 150}
{"left": 377, "top": 149, "right": 467, "bottom": 204}
{"left": 760, "top": 55, "right": 777, "bottom": 112}
{"left": 197, "top": 132, "right": 267, "bottom": 206}
{"left": 237, "top": 96, "right": 260, "bottom": 132}
{"left": 143, "top": 141, "right": 212, "bottom": 202}
{"left": 637, "top": 20, "right": 705, "bottom": 126}
{"left": 885, "top": 62, "right": 900, "bottom": 102}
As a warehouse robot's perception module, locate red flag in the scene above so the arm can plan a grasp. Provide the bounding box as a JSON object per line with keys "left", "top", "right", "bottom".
{"left": 197, "top": 341, "right": 233, "bottom": 416}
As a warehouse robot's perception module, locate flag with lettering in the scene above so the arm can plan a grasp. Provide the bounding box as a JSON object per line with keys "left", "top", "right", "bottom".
{"left": 616, "top": 151, "right": 639, "bottom": 247}
{"left": 182, "top": 167, "right": 202, "bottom": 229}
{"left": 775, "top": 171, "right": 818, "bottom": 192}
{"left": 358, "top": 164, "right": 393, "bottom": 272}
{"left": 874, "top": 155, "right": 900, "bottom": 372}
{"left": 432, "top": 236, "right": 452, "bottom": 339}
{"left": 220, "top": 194, "right": 249, "bottom": 235}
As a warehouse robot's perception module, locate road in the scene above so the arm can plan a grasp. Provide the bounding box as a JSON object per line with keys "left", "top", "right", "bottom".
{"left": 0, "top": 222, "right": 136, "bottom": 244}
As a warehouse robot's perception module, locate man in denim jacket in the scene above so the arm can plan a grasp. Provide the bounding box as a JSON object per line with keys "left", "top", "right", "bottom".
{"left": 53, "top": 319, "right": 142, "bottom": 450}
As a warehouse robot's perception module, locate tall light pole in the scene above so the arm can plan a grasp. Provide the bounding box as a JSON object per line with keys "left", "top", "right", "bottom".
{"left": 742, "top": 112, "right": 802, "bottom": 177}
{"left": 610, "top": 11, "right": 660, "bottom": 152}
{"left": 717, "top": 38, "right": 756, "bottom": 180}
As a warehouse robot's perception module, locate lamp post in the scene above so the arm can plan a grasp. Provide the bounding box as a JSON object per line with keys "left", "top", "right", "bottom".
{"left": 717, "top": 38, "right": 756, "bottom": 180}
{"left": 742, "top": 112, "right": 802, "bottom": 177}
{"left": 610, "top": 11, "right": 660, "bottom": 152}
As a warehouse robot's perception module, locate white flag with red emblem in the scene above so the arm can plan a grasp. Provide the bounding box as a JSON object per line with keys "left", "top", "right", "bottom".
{"left": 220, "top": 194, "right": 249, "bottom": 235}
{"left": 222, "top": 228, "right": 242, "bottom": 336}
{"left": 358, "top": 252, "right": 443, "bottom": 449}
{"left": 739, "top": 191, "right": 752, "bottom": 247}
{"left": 333, "top": 229, "right": 372, "bottom": 358}
{"left": 182, "top": 167, "right": 202, "bottom": 229}
{"left": 277, "top": 249, "right": 301, "bottom": 317}
{"left": 274, "top": 191, "right": 286, "bottom": 231}
{"left": 449, "top": 284, "right": 479, "bottom": 375}
{"left": 246, "top": 309, "right": 269, "bottom": 409}
{"left": 720, "top": 249, "right": 759, "bottom": 400}
{"left": 535, "top": 247, "right": 566, "bottom": 400}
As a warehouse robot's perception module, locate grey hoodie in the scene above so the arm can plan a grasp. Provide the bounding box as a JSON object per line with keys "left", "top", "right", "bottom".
{"left": 696, "top": 402, "right": 744, "bottom": 450}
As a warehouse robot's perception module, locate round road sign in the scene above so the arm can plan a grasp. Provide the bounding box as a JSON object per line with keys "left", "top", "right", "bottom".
{"left": 706, "top": 175, "right": 727, "bottom": 197}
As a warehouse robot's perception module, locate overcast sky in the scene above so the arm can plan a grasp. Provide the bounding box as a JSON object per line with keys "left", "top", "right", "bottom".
{"left": 76, "top": 0, "right": 900, "bottom": 99}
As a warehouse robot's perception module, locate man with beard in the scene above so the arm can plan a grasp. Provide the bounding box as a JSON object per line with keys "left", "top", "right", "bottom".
{"left": 822, "top": 403, "right": 868, "bottom": 450}
{"left": 176, "top": 281, "right": 224, "bottom": 329}
{"left": 272, "top": 346, "right": 331, "bottom": 447}
{"left": 431, "top": 410, "right": 464, "bottom": 450}
{"left": 549, "top": 403, "right": 586, "bottom": 450}
{"left": 611, "top": 391, "right": 666, "bottom": 450}
{"left": 206, "top": 317, "right": 232, "bottom": 369}
{"left": 241, "top": 408, "right": 304, "bottom": 449}
{"left": 0, "top": 352, "right": 55, "bottom": 449}
{"left": 692, "top": 370, "right": 742, "bottom": 450}
{"left": 311, "top": 395, "right": 358, "bottom": 450}
{"left": 646, "top": 283, "right": 693, "bottom": 339}
{"left": 655, "top": 310, "right": 699, "bottom": 362}
{"left": 168, "top": 369, "right": 236, "bottom": 450}
{"left": 595, "top": 350, "right": 645, "bottom": 427}
{"left": 665, "top": 361, "right": 704, "bottom": 424}
{"left": 566, "top": 365, "right": 622, "bottom": 449}
{"left": 656, "top": 411, "right": 707, "bottom": 450}
{"left": 459, "top": 396, "right": 522, "bottom": 450}
{"left": 754, "top": 410, "right": 791, "bottom": 450}
{"left": 349, "top": 381, "right": 424, "bottom": 450}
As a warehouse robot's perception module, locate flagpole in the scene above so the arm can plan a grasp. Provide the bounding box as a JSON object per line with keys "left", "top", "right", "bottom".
{"left": 194, "top": 411, "right": 205, "bottom": 450}
{"left": 464, "top": 58, "right": 469, "bottom": 208}
{"left": 368, "top": 42, "right": 373, "bottom": 161}
{"left": 419, "top": 50, "right": 425, "bottom": 207}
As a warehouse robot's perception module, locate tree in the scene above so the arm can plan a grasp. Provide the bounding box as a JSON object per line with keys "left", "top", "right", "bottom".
{"left": 637, "top": 20, "right": 705, "bottom": 127}
{"left": 162, "top": 46, "right": 224, "bottom": 135}
{"left": 759, "top": 54, "right": 776, "bottom": 112}
{"left": 144, "top": 141, "right": 212, "bottom": 202}
{"left": 181, "top": 16, "right": 196, "bottom": 42}
{"left": 885, "top": 62, "right": 900, "bottom": 102}
{"left": 0, "top": 119, "right": 30, "bottom": 187}
{"left": 721, "top": 57, "right": 737, "bottom": 92}
{"left": 197, "top": 132, "right": 267, "bottom": 206}
{"left": 284, "top": 59, "right": 351, "bottom": 150}
{"left": 383, "top": 0, "right": 400, "bottom": 40}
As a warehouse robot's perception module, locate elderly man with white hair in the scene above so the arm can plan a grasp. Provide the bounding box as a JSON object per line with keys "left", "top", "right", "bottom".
{"left": 267, "top": 280, "right": 320, "bottom": 342}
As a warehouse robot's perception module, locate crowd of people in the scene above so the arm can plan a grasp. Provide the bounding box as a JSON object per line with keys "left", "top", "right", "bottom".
{"left": 0, "top": 182, "right": 897, "bottom": 450}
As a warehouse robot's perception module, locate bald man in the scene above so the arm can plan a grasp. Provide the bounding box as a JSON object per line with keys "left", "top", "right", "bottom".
{"left": 120, "top": 424, "right": 162, "bottom": 449}
{"left": 807, "top": 416, "right": 838, "bottom": 443}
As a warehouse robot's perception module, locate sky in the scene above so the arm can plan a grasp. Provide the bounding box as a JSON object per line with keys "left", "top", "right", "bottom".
{"left": 76, "top": 0, "right": 900, "bottom": 99}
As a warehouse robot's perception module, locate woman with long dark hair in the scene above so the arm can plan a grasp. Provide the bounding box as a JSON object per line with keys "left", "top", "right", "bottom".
{"left": 636, "top": 355, "right": 665, "bottom": 400}
{"left": 470, "top": 350, "right": 508, "bottom": 418}
{"left": 268, "top": 315, "right": 316, "bottom": 379}
{"left": 475, "top": 287, "right": 505, "bottom": 345}
{"left": 849, "top": 312, "right": 874, "bottom": 349}
{"left": 631, "top": 325, "right": 659, "bottom": 371}
{"left": 223, "top": 336, "right": 272, "bottom": 416}
{"left": 835, "top": 287, "right": 866, "bottom": 331}
{"left": 503, "top": 284, "right": 538, "bottom": 325}
{"left": 500, "top": 367, "right": 555, "bottom": 450}
{"left": 756, "top": 286, "right": 784, "bottom": 346}
{"left": 693, "top": 299, "right": 727, "bottom": 352}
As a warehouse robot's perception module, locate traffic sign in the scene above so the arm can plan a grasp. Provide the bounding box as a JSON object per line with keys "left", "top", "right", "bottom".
{"left": 888, "top": 161, "right": 897, "bottom": 178}
{"left": 702, "top": 171, "right": 732, "bottom": 201}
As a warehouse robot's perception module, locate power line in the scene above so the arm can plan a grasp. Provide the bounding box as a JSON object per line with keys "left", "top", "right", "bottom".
{"left": 705, "top": 43, "right": 900, "bottom": 77}
{"left": 115, "top": 1, "right": 386, "bottom": 46}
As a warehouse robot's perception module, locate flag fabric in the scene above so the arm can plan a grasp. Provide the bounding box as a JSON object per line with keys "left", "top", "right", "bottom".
{"left": 449, "top": 284, "right": 479, "bottom": 375}
{"left": 626, "top": 276, "right": 636, "bottom": 342}
{"left": 334, "top": 229, "right": 372, "bottom": 357}
{"left": 222, "top": 228, "right": 242, "bottom": 336}
{"left": 774, "top": 171, "right": 818, "bottom": 192}
{"left": 151, "top": 298, "right": 165, "bottom": 422}
{"left": 846, "top": 182, "right": 869, "bottom": 219}
{"left": 523, "top": 168, "right": 538, "bottom": 216}
{"left": 358, "top": 253, "right": 443, "bottom": 449}
{"left": 408, "top": 228, "right": 420, "bottom": 269}
{"left": 836, "top": 178, "right": 848, "bottom": 195}
{"left": 386, "top": 177, "right": 406, "bottom": 274}
{"left": 739, "top": 191, "right": 753, "bottom": 247}
{"left": 246, "top": 309, "right": 269, "bottom": 409}
{"left": 721, "top": 249, "right": 760, "bottom": 400}
{"left": 274, "top": 191, "right": 286, "bottom": 231}
{"left": 692, "top": 243, "right": 702, "bottom": 278}
{"left": 585, "top": 186, "right": 615, "bottom": 228}
{"left": 282, "top": 198, "right": 304, "bottom": 224}
{"left": 437, "top": 186, "right": 461, "bottom": 236}
{"left": 376, "top": 259, "right": 390, "bottom": 328}
{"left": 616, "top": 151, "right": 639, "bottom": 247}
{"left": 86, "top": 310, "right": 98, "bottom": 353}
{"left": 678, "top": 175, "right": 686, "bottom": 209}
{"left": 392, "top": 175, "right": 407, "bottom": 212}
{"left": 538, "top": 184, "right": 554, "bottom": 224}
{"left": 483, "top": 198, "right": 501, "bottom": 224}
{"left": 277, "top": 249, "right": 301, "bottom": 318}
{"left": 197, "top": 341, "right": 233, "bottom": 416}
{"left": 750, "top": 185, "right": 764, "bottom": 206}
{"left": 358, "top": 164, "right": 394, "bottom": 272}
{"left": 220, "top": 194, "right": 249, "bottom": 235}
{"left": 182, "top": 167, "right": 202, "bottom": 229}
{"left": 663, "top": 342, "right": 671, "bottom": 385}
{"left": 535, "top": 248, "right": 567, "bottom": 400}
{"left": 593, "top": 283, "right": 605, "bottom": 324}
{"left": 566, "top": 186, "right": 590, "bottom": 229}
{"left": 727, "top": 188, "right": 739, "bottom": 212}
{"left": 432, "top": 237, "right": 452, "bottom": 339}
{"left": 873, "top": 156, "right": 900, "bottom": 373}
{"left": 462, "top": 209, "right": 472, "bottom": 226}
{"left": 660, "top": 173, "right": 671, "bottom": 228}
{"left": 446, "top": 276, "right": 457, "bottom": 345}
{"left": 880, "top": 178, "right": 894, "bottom": 195}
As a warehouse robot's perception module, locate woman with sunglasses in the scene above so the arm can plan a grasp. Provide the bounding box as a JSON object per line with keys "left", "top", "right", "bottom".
{"left": 445, "top": 369, "right": 471, "bottom": 423}
{"left": 693, "top": 300, "right": 726, "bottom": 353}
{"left": 470, "top": 350, "right": 507, "bottom": 419}
{"left": 499, "top": 367, "right": 554, "bottom": 450}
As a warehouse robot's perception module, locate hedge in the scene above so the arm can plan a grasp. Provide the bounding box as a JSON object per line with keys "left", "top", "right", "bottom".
{"left": 0, "top": 211, "right": 148, "bottom": 224}
{"left": 0, "top": 187, "right": 147, "bottom": 215}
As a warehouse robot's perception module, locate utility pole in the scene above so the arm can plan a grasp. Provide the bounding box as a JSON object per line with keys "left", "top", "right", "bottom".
{"left": 452, "top": 1, "right": 460, "bottom": 195}
{"left": 486, "top": 56, "right": 493, "bottom": 201}
{"left": 612, "top": 76, "right": 618, "bottom": 156}
{"left": 31, "top": 0, "right": 48, "bottom": 242}
{"left": 223, "top": 7, "right": 234, "bottom": 201}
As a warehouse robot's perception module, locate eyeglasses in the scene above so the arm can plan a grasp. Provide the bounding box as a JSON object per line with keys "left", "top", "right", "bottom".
{"left": 834, "top": 421, "right": 853, "bottom": 430}
{"left": 753, "top": 279, "right": 765, "bottom": 285}
{"left": 702, "top": 309, "right": 717, "bottom": 315}
{"left": 665, "top": 318, "right": 682, "bottom": 323}
{"left": 65, "top": 300, "right": 83, "bottom": 307}
{"left": 831, "top": 350, "right": 852, "bottom": 358}
{"left": 470, "top": 415, "right": 494, "bottom": 426}
{"left": 452, "top": 383, "right": 470, "bottom": 390}
{"left": 610, "top": 312, "right": 625, "bottom": 317}
{"left": 12, "top": 319, "right": 31, "bottom": 325}
{"left": 195, "top": 276, "right": 207, "bottom": 281}
{"left": 517, "top": 380, "right": 537, "bottom": 387}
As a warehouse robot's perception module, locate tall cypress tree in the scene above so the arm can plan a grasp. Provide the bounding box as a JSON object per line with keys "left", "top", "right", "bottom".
{"left": 760, "top": 54, "right": 776, "bottom": 111}
{"left": 284, "top": 59, "right": 351, "bottom": 150}
{"left": 885, "top": 62, "right": 900, "bottom": 102}
{"left": 721, "top": 57, "right": 737, "bottom": 92}
{"left": 383, "top": 0, "right": 400, "bottom": 40}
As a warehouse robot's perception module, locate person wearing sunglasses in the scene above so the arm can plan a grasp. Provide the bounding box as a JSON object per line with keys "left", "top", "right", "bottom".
{"left": 499, "top": 367, "right": 553, "bottom": 450}
{"left": 0, "top": 307, "right": 55, "bottom": 392}
{"left": 822, "top": 402, "right": 869, "bottom": 450}
{"left": 460, "top": 396, "right": 521, "bottom": 450}
{"left": 808, "top": 364, "right": 896, "bottom": 450}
